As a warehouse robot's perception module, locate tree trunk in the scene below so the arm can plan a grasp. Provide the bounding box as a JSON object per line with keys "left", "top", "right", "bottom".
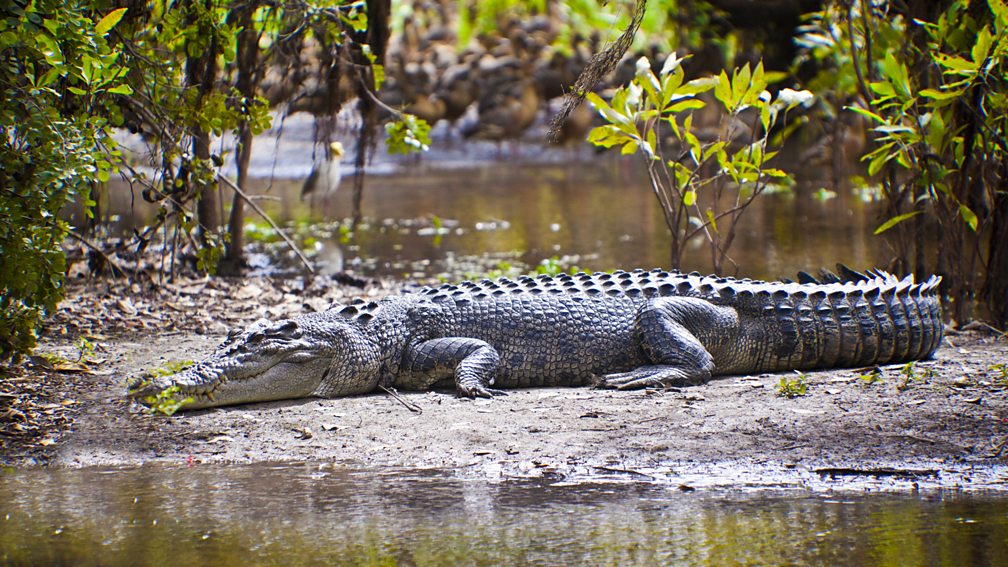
{"left": 983, "top": 168, "right": 1008, "bottom": 326}
{"left": 221, "top": 5, "right": 259, "bottom": 274}
{"left": 185, "top": 0, "right": 221, "bottom": 246}
{"left": 349, "top": 0, "right": 391, "bottom": 226}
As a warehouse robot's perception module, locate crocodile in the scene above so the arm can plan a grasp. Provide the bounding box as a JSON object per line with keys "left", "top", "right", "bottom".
{"left": 129, "top": 267, "right": 943, "bottom": 410}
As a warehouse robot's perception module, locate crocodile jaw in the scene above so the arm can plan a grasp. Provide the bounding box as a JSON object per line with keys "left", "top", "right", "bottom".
{"left": 131, "top": 355, "right": 332, "bottom": 410}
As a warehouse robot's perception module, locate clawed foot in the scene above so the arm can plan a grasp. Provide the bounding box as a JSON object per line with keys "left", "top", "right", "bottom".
{"left": 456, "top": 379, "right": 508, "bottom": 399}
{"left": 594, "top": 366, "right": 710, "bottom": 390}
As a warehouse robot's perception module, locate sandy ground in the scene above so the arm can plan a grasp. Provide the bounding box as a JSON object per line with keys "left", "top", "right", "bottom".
{"left": 2, "top": 274, "right": 1006, "bottom": 491}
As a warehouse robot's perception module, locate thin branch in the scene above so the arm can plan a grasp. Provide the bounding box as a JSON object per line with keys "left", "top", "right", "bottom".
{"left": 216, "top": 173, "right": 315, "bottom": 273}
{"left": 847, "top": 3, "right": 876, "bottom": 111}
{"left": 378, "top": 385, "right": 423, "bottom": 413}
{"left": 65, "top": 229, "right": 126, "bottom": 278}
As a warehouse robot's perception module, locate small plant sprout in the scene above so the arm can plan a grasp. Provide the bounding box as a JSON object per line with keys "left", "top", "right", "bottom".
{"left": 897, "top": 362, "right": 917, "bottom": 391}
{"left": 76, "top": 336, "right": 97, "bottom": 360}
{"left": 144, "top": 385, "right": 194, "bottom": 416}
{"left": 860, "top": 367, "right": 882, "bottom": 385}
{"left": 989, "top": 363, "right": 1008, "bottom": 385}
{"left": 145, "top": 360, "right": 195, "bottom": 378}
{"left": 130, "top": 360, "right": 196, "bottom": 415}
{"left": 776, "top": 371, "right": 809, "bottom": 398}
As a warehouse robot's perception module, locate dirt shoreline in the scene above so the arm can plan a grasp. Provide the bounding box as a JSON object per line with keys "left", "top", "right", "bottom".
{"left": 4, "top": 275, "right": 1007, "bottom": 492}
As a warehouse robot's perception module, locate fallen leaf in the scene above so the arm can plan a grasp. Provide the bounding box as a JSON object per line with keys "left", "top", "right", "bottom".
{"left": 38, "top": 438, "right": 56, "bottom": 446}
{"left": 116, "top": 298, "right": 138, "bottom": 316}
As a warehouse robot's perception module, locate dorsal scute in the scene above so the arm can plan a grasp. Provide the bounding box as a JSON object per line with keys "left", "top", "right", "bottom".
{"left": 401, "top": 267, "right": 939, "bottom": 309}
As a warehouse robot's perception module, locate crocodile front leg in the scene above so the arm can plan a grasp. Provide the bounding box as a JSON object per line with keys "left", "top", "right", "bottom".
{"left": 402, "top": 337, "right": 507, "bottom": 398}
{"left": 598, "top": 297, "right": 736, "bottom": 389}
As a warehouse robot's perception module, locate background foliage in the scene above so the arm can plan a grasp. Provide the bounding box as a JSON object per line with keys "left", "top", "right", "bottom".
{"left": 2, "top": 0, "right": 1008, "bottom": 362}
{"left": 798, "top": 0, "right": 1008, "bottom": 323}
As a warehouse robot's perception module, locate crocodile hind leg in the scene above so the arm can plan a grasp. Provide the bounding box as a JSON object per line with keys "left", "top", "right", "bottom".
{"left": 402, "top": 337, "right": 507, "bottom": 398}
{"left": 598, "top": 297, "right": 736, "bottom": 389}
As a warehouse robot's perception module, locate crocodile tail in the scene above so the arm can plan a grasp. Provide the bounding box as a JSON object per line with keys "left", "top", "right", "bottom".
{"left": 744, "top": 272, "right": 943, "bottom": 373}
{"left": 804, "top": 273, "right": 943, "bottom": 370}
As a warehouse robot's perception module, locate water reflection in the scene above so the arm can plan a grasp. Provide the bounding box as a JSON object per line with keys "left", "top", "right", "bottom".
{"left": 81, "top": 156, "right": 896, "bottom": 281}
{"left": 1, "top": 463, "right": 1006, "bottom": 565}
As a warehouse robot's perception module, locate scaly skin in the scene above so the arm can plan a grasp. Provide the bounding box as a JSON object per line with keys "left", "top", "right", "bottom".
{"left": 129, "top": 268, "right": 943, "bottom": 409}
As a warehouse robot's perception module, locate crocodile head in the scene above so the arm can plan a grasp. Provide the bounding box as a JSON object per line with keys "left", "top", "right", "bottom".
{"left": 128, "top": 314, "right": 379, "bottom": 410}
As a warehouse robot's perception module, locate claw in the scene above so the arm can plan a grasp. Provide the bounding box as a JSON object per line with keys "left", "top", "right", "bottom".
{"left": 457, "top": 383, "right": 508, "bottom": 399}
{"left": 616, "top": 377, "right": 664, "bottom": 390}
{"left": 597, "top": 366, "right": 708, "bottom": 390}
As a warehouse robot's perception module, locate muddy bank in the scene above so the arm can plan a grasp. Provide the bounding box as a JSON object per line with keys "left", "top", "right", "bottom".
{"left": 4, "top": 275, "right": 1008, "bottom": 491}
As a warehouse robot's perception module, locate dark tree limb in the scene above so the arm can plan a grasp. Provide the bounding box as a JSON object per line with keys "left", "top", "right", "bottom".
{"left": 546, "top": 0, "right": 647, "bottom": 143}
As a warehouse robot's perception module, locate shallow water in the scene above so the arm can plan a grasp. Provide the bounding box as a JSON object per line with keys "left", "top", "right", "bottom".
{"left": 1, "top": 462, "right": 1006, "bottom": 566}
{"left": 88, "top": 152, "right": 893, "bottom": 281}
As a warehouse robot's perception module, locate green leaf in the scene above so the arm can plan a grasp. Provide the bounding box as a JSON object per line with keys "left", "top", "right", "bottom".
{"left": 972, "top": 28, "right": 992, "bottom": 65}
{"left": 867, "top": 146, "right": 896, "bottom": 176}
{"left": 874, "top": 211, "right": 922, "bottom": 235}
{"left": 385, "top": 115, "right": 431, "bottom": 154}
{"left": 702, "top": 141, "right": 726, "bottom": 162}
{"left": 705, "top": 208, "right": 718, "bottom": 233}
{"left": 683, "top": 190, "right": 696, "bottom": 207}
{"left": 959, "top": 204, "right": 978, "bottom": 231}
{"left": 587, "top": 124, "right": 631, "bottom": 148}
{"left": 880, "top": 52, "right": 911, "bottom": 99}
{"left": 934, "top": 54, "right": 978, "bottom": 75}
{"left": 671, "top": 161, "right": 691, "bottom": 189}
{"left": 869, "top": 81, "right": 896, "bottom": 98}
{"left": 682, "top": 76, "right": 717, "bottom": 94}
{"left": 667, "top": 99, "right": 705, "bottom": 113}
{"left": 588, "top": 91, "right": 632, "bottom": 128}
{"left": 919, "top": 88, "right": 962, "bottom": 101}
{"left": 644, "top": 129, "right": 657, "bottom": 159}
{"left": 585, "top": 92, "right": 609, "bottom": 113}
{"left": 36, "top": 32, "right": 63, "bottom": 65}
{"left": 846, "top": 106, "right": 886, "bottom": 124}
{"left": 95, "top": 8, "right": 127, "bottom": 36}
{"left": 108, "top": 84, "right": 133, "bottom": 95}
{"left": 685, "top": 131, "right": 702, "bottom": 165}
{"left": 731, "top": 63, "right": 751, "bottom": 107}
{"left": 659, "top": 52, "right": 683, "bottom": 76}
{"left": 714, "top": 69, "right": 732, "bottom": 110}
{"left": 759, "top": 102, "right": 771, "bottom": 132}
{"left": 991, "top": 0, "right": 1008, "bottom": 28}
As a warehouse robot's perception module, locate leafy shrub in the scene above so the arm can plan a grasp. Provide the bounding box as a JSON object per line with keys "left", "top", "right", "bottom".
{"left": 0, "top": 1, "right": 127, "bottom": 360}
{"left": 587, "top": 54, "right": 810, "bottom": 273}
